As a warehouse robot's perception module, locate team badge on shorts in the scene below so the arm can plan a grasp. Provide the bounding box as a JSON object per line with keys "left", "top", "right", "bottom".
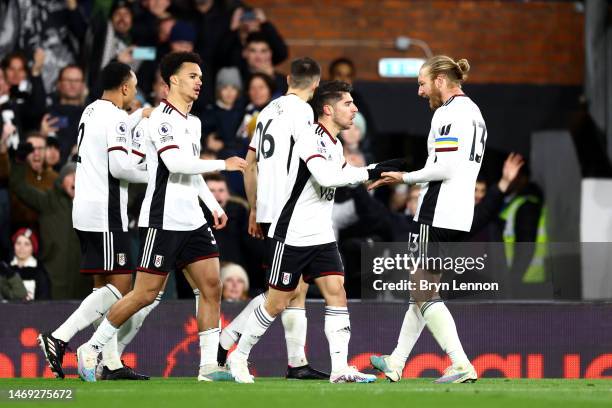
{"left": 154, "top": 255, "right": 164, "bottom": 268}
{"left": 116, "top": 253, "right": 126, "bottom": 266}
{"left": 282, "top": 272, "right": 291, "bottom": 285}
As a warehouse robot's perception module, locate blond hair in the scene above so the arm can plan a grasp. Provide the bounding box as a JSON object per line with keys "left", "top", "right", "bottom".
{"left": 422, "top": 55, "right": 470, "bottom": 85}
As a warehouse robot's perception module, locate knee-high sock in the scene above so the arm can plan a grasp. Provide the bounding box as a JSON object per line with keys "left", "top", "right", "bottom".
{"left": 199, "top": 327, "right": 220, "bottom": 366}
{"left": 220, "top": 292, "right": 266, "bottom": 351}
{"left": 421, "top": 300, "right": 470, "bottom": 367}
{"left": 390, "top": 301, "right": 425, "bottom": 366}
{"left": 281, "top": 307, "right": 308, "bottom": 367}
{"left": 87, "top": 317, "right": 119, "bottom": 352}
{"left": 52, "top": 284, "right": 121, "bottom": 343}
{"left": 324, "top": 306, "right": 351, "bottom": 374}
{"left": 116, "top": 291, "right": 163, "bottom": 356}
{"left": 232, "top": 304, "right": 275, "bottom": 360}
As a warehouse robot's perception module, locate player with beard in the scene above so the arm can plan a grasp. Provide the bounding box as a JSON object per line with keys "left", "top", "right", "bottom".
{"left": 369, "top": 56, "right": 485, "bottom": 383}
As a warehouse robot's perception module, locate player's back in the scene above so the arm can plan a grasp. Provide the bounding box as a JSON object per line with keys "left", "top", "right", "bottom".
{"left": 416, "top": 95, "right": 486, "bottom": 232}
{"left": 249, "top": 94, "right": 314, "bottom": 223}
{"left": 73, "top": 99, "right": 130, "bottom": 232}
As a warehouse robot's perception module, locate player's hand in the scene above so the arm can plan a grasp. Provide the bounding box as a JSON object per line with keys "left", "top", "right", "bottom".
{"left": 374, "top": 158, "right": 409, "bottom": 172}
{"left": 366, "top": 166, "right": 396, "bottom": 181}
{"left": 225, "top": 156, "right": 247, "bottom": 171}
{"left": 367, "top": 171, "right": 404, "bottom": 190}
{"left": 212, "top": 210, "right": 228, "bottom": 229}
{"left": 142, "top": 107, "right": 154, "bottom": 118}
{"left": 248, "top": 210, "right": 264, "bottom": 239}
{"left": 498, "top": 152, "right": 524, "bottom": 193}
{"left": 40, "top": 114, "right": 59, "bottom": 137}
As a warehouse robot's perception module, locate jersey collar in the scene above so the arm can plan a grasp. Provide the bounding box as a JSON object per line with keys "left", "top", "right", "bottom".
{"left": 161, "top": 99, "right": 189, "bottom": 119}
{"left": 315, "top": 122, "right": 337, "bottom": 144}
{"left": 442, "top": 93, "right": 468, "bottom": 107}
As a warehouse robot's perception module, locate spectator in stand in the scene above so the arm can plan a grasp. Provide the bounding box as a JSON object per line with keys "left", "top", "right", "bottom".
{"left": 222, "top": 5, "right": 288, "bottom": 69}
{"left": 475, "top": 179, "right": 487, "bottom": 205}
{"left": 0, "top": 260, "right": 27, "bottom": 301}
{"left": 339, "top": 112, "right": 373, "bottom": 163}
{"left": 193, "top": 0, "right": 233, "bottom": 105}
{"left": 45, "top": 138, "right": 62, "bottom": 173}
{"left": 8, "top": 228, "right": 51, "bottom": 300}
{"left": 81, "top": 0, "right": 138, "bottom": 91}
{"left": 237, "top": 73, "right": 274, "bottom": 140}
{"left": 0, "top": 65, "right": 24, "bottom": 150}
{"left": 203, "top": 173, "right": 265, "bottom": 291}
{"left": 13, "top": 0, "right": 88, "bottom": 92}
{"left": 0, "top": 133, "right": 58, "bottom": 233}
{"left": 132, "top": 0, "right": 173, "bottom": 46}
{"left": 1, "top": 51, "right": 48, "bottom": 134}
{"left": 329, "top": 57, "right": 374, "bottom": 140}
{"left": 221, "top": 262, "right": 250, "bottom": 301}
{"left": 203, "top": 67, "right": 244, "bottom": 152}
{"left": 239, "top": 33, "right": 287, "bottom": 97}
{"left": 40, "top": 65, "right": 87, "bottom": 166}
{"left": 9, "top": 160, "right": 90, "bottom": 300}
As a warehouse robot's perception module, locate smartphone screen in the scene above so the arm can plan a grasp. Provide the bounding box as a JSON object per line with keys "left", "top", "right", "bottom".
{"left": 132, "top": 47, "right": 157, "bottom": 61}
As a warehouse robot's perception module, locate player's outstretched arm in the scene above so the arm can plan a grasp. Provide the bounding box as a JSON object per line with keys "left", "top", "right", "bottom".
{"left": 306, "top": 157, "right": 392, "bottom": 188}
{"left": 160, "top": 148, "right": 246, "bottom": 175}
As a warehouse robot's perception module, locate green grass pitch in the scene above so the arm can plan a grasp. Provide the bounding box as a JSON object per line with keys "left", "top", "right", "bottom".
{"left": 1, "top": 378, "right": 611, "bottom": 408}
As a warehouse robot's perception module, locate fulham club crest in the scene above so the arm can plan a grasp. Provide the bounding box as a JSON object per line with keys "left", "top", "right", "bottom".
{"left": 116, "top": 253, "right": 126, "bottom": 266}
{"left": 154, "top": 255, "right": 164, "bottom": 268}
{"left": 282, "top": 272, "right": 291, "bottom": 285}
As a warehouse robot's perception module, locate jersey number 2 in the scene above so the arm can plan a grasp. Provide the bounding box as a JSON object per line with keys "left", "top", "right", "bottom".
{"left": 255, "top": 119, "right": 274, "bottom": 161}
{"left": 469, "top": 120, "right": 487, "bottom": 163}
{"left": 76, "top": 122, "right": 85, "bottom": 163}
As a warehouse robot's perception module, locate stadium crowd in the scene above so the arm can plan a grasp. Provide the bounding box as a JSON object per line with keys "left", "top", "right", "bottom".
{"left": 0, "top": 0, "right": 545, "bottom": 301}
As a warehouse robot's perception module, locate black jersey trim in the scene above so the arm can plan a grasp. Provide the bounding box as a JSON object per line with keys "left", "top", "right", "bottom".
{"left": 107, "top": 165, "right": 122, "bottom": 231}
{"left": 315, "top": 122, "right": 337, "bottom": 144}
{"left": 287, "top": 136, "right": 295, "bottom": 173}
{"left": 149, "top": 152, "right": 171, "bottom": 228}
{"left": 442, "top": 94, "right": 468, "bottom": 107}
{"left": 161, "top": 99, "right": 188, "bottom": 119}
{"left": 273, "top": 159, "right": 311, "bottom": 242}
{"left": 417, "top": 180, "right": 442, "bottom": 225}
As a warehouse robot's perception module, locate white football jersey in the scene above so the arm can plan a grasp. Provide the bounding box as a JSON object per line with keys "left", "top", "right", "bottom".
{"left": 415, "top": 95, "right": 487, "bottom": 232}
{"left": 269, "top": 123, "right": 345, "bottom": 246}
{"left": 138, "top": 100, "right": 208, "bottom": 231}
{"left": 72, "top": 99, "right": 131, "bottom": 232}
{"left": 248, "top": 94, "right": 314, "bottom": 223}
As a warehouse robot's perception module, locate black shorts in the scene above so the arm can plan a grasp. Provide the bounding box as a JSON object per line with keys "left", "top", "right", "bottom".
{"left": 136, "top": 225, "right": 219, "bottom": 275}
{"left": 267, "top": 239, "right": 344, "bottom": 291}
{"left": 76, "top": 230, "right": 134, "bottom": 275}
{"left": 415, "top": 223, "right": 467, "bottom": 272}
